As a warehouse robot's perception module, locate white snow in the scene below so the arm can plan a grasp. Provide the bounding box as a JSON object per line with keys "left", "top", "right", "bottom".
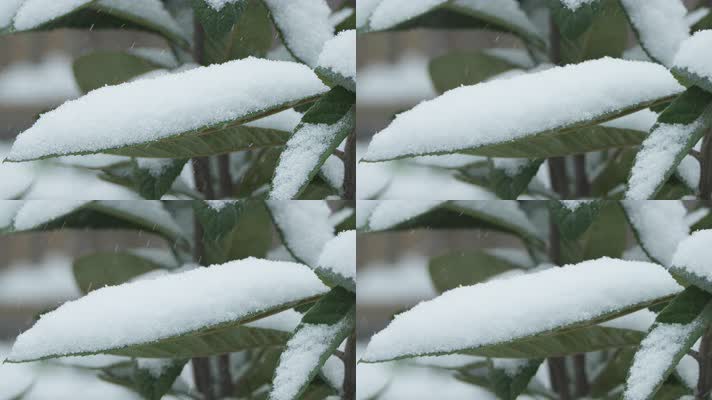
{"left": 673, "top": 30, "right": 712, "bottom": 83}
{"left": 450, "top": 0, "right": 540, "bottom": 38}
{"left": 484, "top": 48, "right": 535, "bottom": 69}
{"left": 0, "top": 52, "right": 81, "bottom": 107}
{"left": 677, "top": 154, "right": 701, "bottom": 193}
{"left": 203, "top": 0, "right": 242, "bottom": 11}
{"left": 687, "top": 7, "right": 709, "bottom": 27}
{"left": 411, "top": 154, "right": 485, "bottom": 169}
{"left": 317, "top": 230, "right": 356, "bottom": 280}
{"left": 355, "top": 200, "right": 378, "bottom": 230}
{"left": 13, "top": 0, "right": 92, "bottom": 30}
{"left": 93, "top": 200, "right": 184, "bottom": 239}
{"left": 8, "top": 258, "right": 329, "bottom": 362}
{"left": 377, "top": 165, "right": 498, "bottom": 200}
{"left": 356, "top": 358, "right": 392, "bottom": 400}
{"left": 492, "top": 158, "right": 529, "bottom": 177}
{"left": 363, "top": 258, "right": 681, "bottom": 362}
{"left": 412, "top": 354, "right": 485, "bottom": 369}
{"left": 559, "top": 0, "right": 597, "bottom": 11}
{"left": 626, "top": 120, "right": 703, "bottom": 200}
{"left": 491, "top": 358, "right": 530, "bottom": 377}
{"left": 21, "top": 166, "right": 139, "bottom": 200}
{"left": 317, "top": 29, "right": 356, "bottom": 80}
{"left": 356, "top": 0, "right": 381, "bottom": 28}
{"left": 600, "top": 109, "right": 657, "bottom": 132}
{"left": 262, "top": 0, "right": 334, "bottom": 67}
{"left": 561, "top": 200, "right": 592, "bottom": 211}
{"left": 356, "top": 155, "right": 392, "bottom": 200}
{"left": 94, "top": 0, "right": 186, "bottom": 42}
{"left": 357, "top": 53, "right": 436, "bottom": 107}
{"left": 357, "top": 254, "right": 437, "bottom": 307}
{"left": 270, "top": 319, "right": 349, "bottom": 400}
{"left": 600, "top": 309, "right": 656, "bottom": 332}
{"left": 367, "top": 200, "right": 445, "bottom": 231}
{"left": 246, "top": 309, "right": 302, "bottom": 332}
{"left": 0, "top": 0, "right": 23, "bottom": 28}
{"left": 24, "top": 367, "right": 142, "bottom": 400}
{"left": 486, "top": 248, "right": 534, "bottom": 269}
{"left": 245, "top": 109, "right": 302, "bottom": 131}
{"left": 205, "top": 200, "right": 237, "bottom": 211}
{"left": 267, "top": 201, "right": 335, "bottom": 266}
{"left": 320, "top": 154, "right": 345, "bottom": 190}
{"left": 128, "top": 47, "right": 178, "bottom": 68}
{"left": 57, "top": 354, "right": 128, "bottom": 369}
{"left": 13, "top": 200, "right": 90, "bottom": 230}
{"left": 624, "top": 320, "right": 702, "bottom": 400}
{"left": 269, "top": 111, "right": 352, "bottom": 200}
{"left": 452, "top": 200, "right": 540, "bottom": 237}
{"left": 0, "top": 145, "right": 34, "bottom": 199}
{"left": 136, "top": 358, "right": 173, "bottom": 378}
{"left": 0, "top": 254, "right": 80, "bottom": 306}
{"left": 619, "top": 0, "right": 689, "bottom": 67}
{"left": 368, "top": 0, "right": 445, "bottom": 30}
{"left": 0, "top": 200, "right": 22, "bottom": 229}
{"left": 7, "top": 58, "right": 328, "bottom": 161}
{"left": 0, "top": 360, "right": 33, "bottom": 400}
{"left": 671, "top": 230, "right": 712, "bottom": 281}
{"left": 364, "top": 58, "right": 683, "bottom": 162}
{"left": 57, "top": 154, "right": 128, "bottom": 169}
{"left": 378, "top": 366, "right": 497, "bottom": 400}
{"left": 136, "top": 158, "right": 174, "bottom": 177}
{"left": 622, "top": 201, "right": 689, "bottom": 267}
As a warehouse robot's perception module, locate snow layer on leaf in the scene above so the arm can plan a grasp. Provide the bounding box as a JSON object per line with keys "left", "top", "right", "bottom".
{"left": 317, "top": 230, "right": 356, "bottom": 280}
{"left": 0, "top": 361, "right": 35, "bottom": 400}
{"left": 367, "top": 200, "right": 445, "bottom": 231}
{"left": 559, "top": 0, "right": 597, "bottom": 11}
{"left": 0, "top": 201, "right": 22, "bottom": 229}
{"left": 203, "top": 0, "right": 242, "bottom": 11}
{"left": 263, "top": 0, "right": 334, "bottom": 67}
{"left": 0, "top": 146, "right": 33, "bottom": 199}
{"left": 362, "top": 258, "right": 681, "bottom": 362}
{"left": 484, "top": 48, "right": 535, "bottom": 69}
{"left": 0, "top": 53, "right": 80, "bottom": 107}
{"left": 22, "top": 166, "right": 139, "bottom": 200}
{"left": 245, "top": 109, "right": 302, "bottom": 131}
{"left": 619, "top": 0, "right": 689, "bottom": 67}
{"left": 357, "top": 359, "right": 392, "bottom": 400}
{"left": 412, "top": 354, "right": 484, "bottom": 369}
{"left": 411, "top": 154, "right": 485, "bottom": 169}
{"left": 246, "top": 309, "right": 302, "bottom": 332}
{"left": 368, "top": 0, "right": 446, "bottom": 30}
{"left": 672, "top": 230, "right": 712, "bottom": 281}
{"left": 677, "top": 155, "right": 700, "bottom": 192}
{"left": 8, "top": 258, "right": 328, "bottom": 362}
{"left": 356, "top": 200, "right": 378, "bottom": 230}
{"left": 7, "top": 58, "right": 328, "bottom": 161}
{"left": 452, "top": 200, "right": 539, "bottom": 237}
{"left": 379, "top": 166, "right": 497, "bottom": 200}
{"left": 357, "top": 52, "right": 436, "bottom": 107}
{"left": 363, "top": 58, "right": 683, "bottom": 162}
{"left": 0, "top": 254, "right": 80, "bottom": 306}
{"left": 451, "top": 0, "right": 540, "bottom": 37}
{"left": 95, "top": 200, "right": 184, "bottom": 239}
{"left": 0, "top": 0, "right": 22, "bottom": 28}
{"left": 13, "top": 0, "right": 92, "bottom": 30}
{"left": 622, "top": 201, "right": 689, "bottom": 267}
{"left": 57, "top": 154, "right": 128, "bottom": 169}
{"left": 358, "top": 254, "right": 436, "bottom": 307}
{"left": 600, "top": 309, "right": 656, "bottom": 332}
{"left": 136, "top": 158, "right": 174, "bottom": 177}
{"left": 600, "top": 109, "right": 657, "bottom": 132}
{"left": 356, "top": 0, "right": 381, "bottom": 28}
{"left": 673, "top": 30, "right": 712, "bottom": 82}
{"left": 318, "top": 29, "right": 355, "bottom": 80}
{"left": 268, "top": 201, "right": 335, "bottom": 266}
{"left": 626, "top": 120, "right": 702, "bottom": 200}
{"left": 624, "top": 320, "right": 702, "bottom": 400}
{"left": 13, "top": 200, "right": 90, "bottom": 230}
{"left": 379, "top": 367, "right": 497, "bottom": 400}
{"left": 270, "top": 319, "right": 349, "bottom": 400}
{"left": 320, "top": 154, "right": 344, "bottom": 189}
{"left": 95, "top": 0, "right": 186, "bottom": 41}
{"left": 270, "top": 111, "right": 352, "bottom": 200}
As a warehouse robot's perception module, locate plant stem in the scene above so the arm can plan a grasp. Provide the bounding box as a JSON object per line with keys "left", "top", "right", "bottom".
{"left": 573, "top": 353, "right": 589, "bottom": 397}
{"left": 217, "top": 154, "right": 233, "bottom": 198}
{"left": 548, "top": 219, "right": 572, "bottom": 400}
{"left": 698, "top": 327, "right": 712, "bottom": 399}
{"left": 191, "top": 215, "right": 216, "bottom": 400}
{"left": 343, "top": 129, "right": 356, "bottom": 199}
{"left": 191, "top": 19, "right": 215, "bottom": 199}
{"left": 699, "top": 133, "right": 712, "bottom": 199}
{"left": 573, "top": 155, "right": 590, "bottom": 198}
{"left": 343, "top": 332, "right": 356, "bottom": 400}
{"left": 218, "top": 354, "right": 233, "bottom": 397}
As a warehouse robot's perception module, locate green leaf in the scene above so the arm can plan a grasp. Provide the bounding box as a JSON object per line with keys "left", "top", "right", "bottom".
{"left": 267, "top": 200, "right": 335, "bottom": 267}
{"left": 133, "top": 359, "right": 188, "bottom": 400}
{"left": 626, "top": 86, "right": 712, "bottom": 199}
{"left": 315, "top": 66, "right": 355, "bottom": 93}
{"left": 561, "top": 201, "right": 628, "bottom": 264}
{"left": 549, "top": 0, "right": 602, "bottom": 39}
{"left": 590, "top": 148, "right": 637, "bottom": 197}
{"left": 73, "top": 51, "right": 165, "bottom": 94}
{"left": 314, "top": 230, "right": 355, "bottom": 293}
{"left": 428, "top": 250, "right": 524, "bottom": 294}
{"left": 589, "top": 348, "right": 636, "bottom": 398}
{"left": 623, "top": 287, "right": 712, "bottom": 400}
{"left": 105, "top": 123, "right": 292, "bottom": 159}
{"left": 193, "top": 0, "right": 274, "bottom": 64}
{"left": 428, "top": 51, "right": 519, "bottom": 94}
{"left": 488, "top": 159, "right": 544, "bottom": 200}
{"left": 194, "top": 200, "right": 273, "bottom": 264}
{"left": 3, "top": 0, "right": 189, "bottom": 49}
{"left": 73, "top": 251, "right": 168, "bottom": 294}
{"left": 234, "top": 348, "right": 283, "bottom": 398}
{"left": 363, "top": 1, "right": 545, "bottom": 49}
{"left": 234, "top": 148, "right": 282, "bottom": 197}
{"left": 131, "top": 159, "right": 188, "bottom": 200}
{"left": 270, "top": 87, "right": 355, "bottom": 200}
{"left": 558, "top": 0, "right": 628, "bottom": 64}
{"left": 550, "top": 200, "right": 603, "bottom": 239}
{"left": 488, "top": 359, "right": 543, "bottom": 400}
{"left": 670, "top": 234, "right": 712, "bottom": 296}
{"left": 270, "top": 287, "right": 355, "bottom": 400}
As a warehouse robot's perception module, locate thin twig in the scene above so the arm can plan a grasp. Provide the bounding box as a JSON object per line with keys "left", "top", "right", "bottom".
{"left": 343, "top": 129, "right": 356, "bottom": 199}
{"left": 332, "top": 149, "right": 346, "bottom": 161}
{"left": 342, "top": 333, "right": 356, "bottom": 400}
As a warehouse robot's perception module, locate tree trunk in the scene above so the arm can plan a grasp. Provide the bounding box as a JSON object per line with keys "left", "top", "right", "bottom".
{"left": 698, "top": 328, "right": 712, "bottom": 399}
{"left": 700, "top": 133, "right": 712, "bottom": 200}
{"left": 343, "top": 332, "right": 357, "bottom": 400}
{"left": 343, "top": 129, "right": 356, "bottom": 199}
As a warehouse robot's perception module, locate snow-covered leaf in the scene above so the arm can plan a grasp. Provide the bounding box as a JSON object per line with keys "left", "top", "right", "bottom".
{"left": 316, "top": 230, "right": 355, "bottom": 292}
{"left": 488, "top": 158, "right": 544, "bottom": 199}
{"left": 561, "top": 201, "right": 628, "bottom": 264}
{"left": 104, "top": 358, "right": 188, "bottom": 400}
{"left": 550, "top": 0, "right": 603, "bottom": 39}
{"left": 6, "top": 258, "right": 327, "bottom": 362}
{"left": 73, "top": 250, "right": 174, "bottom": 294}
{"left": 2, "top": 0, "right": 189, "bottom": 48}
{"left": 626, "top": 87, "right": 712, "bottom": 199}
{"left": 194, "top": 200, "right": 273, "bottom": 264}
{"left": 316, "top": 29, "right": 356, "bottom": 92}
{"left": 6, "top": 58, "right": 328, "bottom": 162}
{"left": 428, "top": 249, "right": 525, "bottom": 294}
{"left": 269, "top": 87, "right": 354, "bottom": 200}
{"left": 487, "top": 358, "right": 543, "bottom": 400}
{"left": 267, "top": 200, "right": 335, "bottom": 267}
{"left": 129, "top": 158, "right": 188, "bottom": 200}
{"left": 670, "top": 230, "right": 712, "bottom": 295}
{"left": 623, "top": 286, "right": 712, "bottom": 400}
{"left": 363, "top": 59, "right": 681, "bottom": 162}
{"left": 7, "top": 200, "right": 186, "bottom": 245}
{"left": 362, "top": 0, "right": 545, "bottom": 49}
{"left": 262, "top": 0, "right": 335, "bottom": 67}
{"left": 672, "top": 30, "right": 712, "bottom": 95}
{"left": 428, "top": 50, "right": 521, "bottom": 94}
{"left": 362, "top": 258, "right": 681, "bottom": 363}
{"left": 621, "top": 201, "right": 689, "bottom": 267}
{"left": 619, "top": 0, "right": 689, "bottom": 67}
{"left": 195, "top": 0, "right": 274, "bottom": 64}
{"left": 72, "top": 50, "right": 167, "bottom": 93}
{"left": 558, "top": 0, "right": 629, "bottom": 64}
{"left": 270, "top": 287, "right": 355, "bottom": 400}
